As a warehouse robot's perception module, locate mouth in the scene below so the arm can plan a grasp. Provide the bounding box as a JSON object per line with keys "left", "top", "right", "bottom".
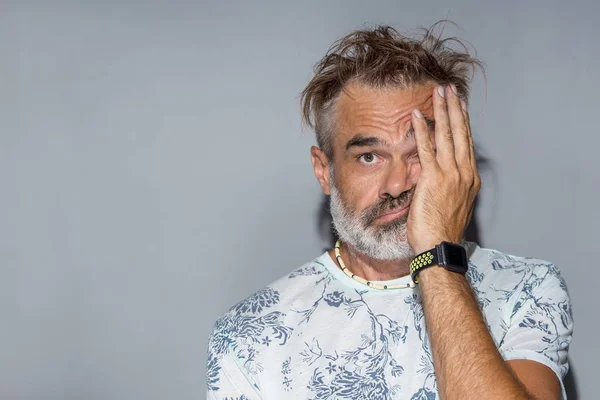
{"left": 376, "top": 203, "right": 410, "bottom": 223}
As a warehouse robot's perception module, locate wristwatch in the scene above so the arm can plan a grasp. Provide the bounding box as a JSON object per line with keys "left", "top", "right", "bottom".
{"left": 410, "top": 242, "right": 469, "bottom": 284}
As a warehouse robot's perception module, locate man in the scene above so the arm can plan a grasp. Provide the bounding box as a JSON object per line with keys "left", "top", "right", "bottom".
{"left": 206, "top": 24, "right": 573, "bottom": 400}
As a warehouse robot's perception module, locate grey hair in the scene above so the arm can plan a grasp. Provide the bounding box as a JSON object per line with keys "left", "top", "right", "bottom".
{"left": 300, "top": 21, "right": 484, "bottom": 159}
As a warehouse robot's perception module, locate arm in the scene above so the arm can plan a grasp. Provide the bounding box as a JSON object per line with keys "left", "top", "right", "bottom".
{"left": 418, "top": 266, "right": 555, "bottom": 399}
{"left": 408, "top": 84, "right": 566, "bottom": 399}
{"left": 501, "top": 262, "right": 572, "bottom": 399}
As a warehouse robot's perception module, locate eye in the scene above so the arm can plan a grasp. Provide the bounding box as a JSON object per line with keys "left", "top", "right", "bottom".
{"left": 407, "top": 153, "right": 420, "bottom": 163}
{"left": 358, "top": 153, "right": 379, "bottom": 165}
{"left": 402, "top": 146, "right": 420, "bottom": 163}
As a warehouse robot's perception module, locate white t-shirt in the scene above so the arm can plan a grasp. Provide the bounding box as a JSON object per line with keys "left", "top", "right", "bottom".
{"left": 207, "top": 243, "right": 573, "bottom": 399}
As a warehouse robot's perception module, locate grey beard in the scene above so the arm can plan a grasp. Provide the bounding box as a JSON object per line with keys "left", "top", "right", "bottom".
{"left": 329, "top": 177, "right": 415, "bottom": 261}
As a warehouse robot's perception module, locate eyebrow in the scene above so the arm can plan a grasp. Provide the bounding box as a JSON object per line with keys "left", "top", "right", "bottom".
{"left": 345, "top": 135, "right": 387, "bottom": 151}
{"left": 345, "top": 118, "right": 436, "bottom": 151}
{"left": 404, "top": 118, "right": 436, "bottom": 140}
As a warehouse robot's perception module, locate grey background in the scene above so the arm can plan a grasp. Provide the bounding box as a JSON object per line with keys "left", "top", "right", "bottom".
{"left": 1, "top": 1, "right": 598, "bottom": 399}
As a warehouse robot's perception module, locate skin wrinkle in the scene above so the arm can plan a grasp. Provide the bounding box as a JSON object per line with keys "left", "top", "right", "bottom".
{"left": 345, "top": 118, "right": 435, "bottom": 152}
{"left": 336, "top": 83, "right": 436, "bottom": 151}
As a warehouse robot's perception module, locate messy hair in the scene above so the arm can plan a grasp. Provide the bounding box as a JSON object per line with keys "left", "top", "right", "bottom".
{"left": 300, "top": 21, "right": 484, "bottom": 159}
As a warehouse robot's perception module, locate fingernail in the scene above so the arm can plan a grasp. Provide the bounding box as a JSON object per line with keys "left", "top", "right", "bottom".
{"left": 413, "top": 109, "right": 423, "bottom": 119}
{"left": 437, "top": 86, "right": 445, "bottom": 98}
{"left": 461, "top": 100, "right": 467, "bottom": 111}
{"left": 450, "top": 84, "right": 458, "bottom": 95}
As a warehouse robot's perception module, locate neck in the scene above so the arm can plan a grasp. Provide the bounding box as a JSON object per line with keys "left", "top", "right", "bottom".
{"left": 329, "top": 241, "right": 411, "bottom": 281}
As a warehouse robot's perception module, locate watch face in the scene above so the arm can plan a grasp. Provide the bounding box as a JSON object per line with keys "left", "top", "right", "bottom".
{"left": 440, "top": 242, "right": 468, "bottom": 273}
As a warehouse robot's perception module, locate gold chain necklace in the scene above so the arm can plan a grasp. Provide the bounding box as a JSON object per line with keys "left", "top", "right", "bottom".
{"left": 334, "top": 240, "right": 415, "bottom": 290}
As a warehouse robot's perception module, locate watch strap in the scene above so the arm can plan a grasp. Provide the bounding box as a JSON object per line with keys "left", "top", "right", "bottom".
{"left": 410, "top": 248, "right": 438, "bottom": 284}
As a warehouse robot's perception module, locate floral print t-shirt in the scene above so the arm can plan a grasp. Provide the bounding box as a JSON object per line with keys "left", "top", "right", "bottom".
{"left": 206, "top": 242, "right": 573, "bottom": 399}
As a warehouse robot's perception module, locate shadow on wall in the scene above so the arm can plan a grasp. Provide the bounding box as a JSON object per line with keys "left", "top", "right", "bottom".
{"left": 313, "top": 149, "right": 578, "bottom": 398}
{"left": 564, "top": 361, "right": 578, "bottom": 399}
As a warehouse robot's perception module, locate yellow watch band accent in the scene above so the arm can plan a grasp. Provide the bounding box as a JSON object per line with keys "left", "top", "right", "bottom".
{"left": 409, "top": 250, "right": 435, "bottom": 284}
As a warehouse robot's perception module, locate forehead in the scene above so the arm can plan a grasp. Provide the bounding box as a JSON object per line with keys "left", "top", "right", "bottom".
{"left": 334, "top": 81, "right": 436, "bottom": 139}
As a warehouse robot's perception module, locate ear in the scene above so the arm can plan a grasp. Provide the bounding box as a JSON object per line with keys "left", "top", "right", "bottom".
{"left": 310, "top": 146, "right": 331, "bottom": 195}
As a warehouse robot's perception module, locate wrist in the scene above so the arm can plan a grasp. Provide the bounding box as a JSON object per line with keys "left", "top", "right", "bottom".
{"left": 412, "top": 237, "right": 459, "bottom": 255}
{"left": 410, "top": 241, "right": 469, "bottom": 284}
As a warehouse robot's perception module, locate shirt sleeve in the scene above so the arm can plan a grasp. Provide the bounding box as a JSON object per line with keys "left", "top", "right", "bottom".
{"left": 499, "top": 263, "right": 574, "bottom": 399}
{"left": 206, "top": 328, "right": 263, "bottom": 400}
{"left": 206, "top": 351, "right": 262, "bottom": 400}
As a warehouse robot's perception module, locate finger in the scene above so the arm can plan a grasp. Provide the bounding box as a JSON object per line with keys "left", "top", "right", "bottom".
{"left": 462, "top": 104, "right": 481, "bottom": 189}
{"left": 432, "top": 85, "right": 457, "bottom": 169}
{"left": 461, "top": 103, "right": 477, "bottom": 173}
{"left": 447, "top": 84, "right": 470, "bottom": 172}
{"left": 412, "top": 108, "right": 437, "bottom": 167}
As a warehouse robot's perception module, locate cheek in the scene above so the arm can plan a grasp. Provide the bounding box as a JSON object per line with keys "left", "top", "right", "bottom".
{"left": 337, "top": 174, "right": 380, "bottom": 211}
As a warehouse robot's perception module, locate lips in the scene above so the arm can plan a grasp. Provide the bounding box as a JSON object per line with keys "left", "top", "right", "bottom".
{"left": 377, "top": 203, "right": 410, "bottom": 221}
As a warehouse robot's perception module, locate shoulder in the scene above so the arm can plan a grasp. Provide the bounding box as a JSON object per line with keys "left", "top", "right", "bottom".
{"left": 207, "top": 254, "right": 330, "bottom": 347}
{"left": 233, "top": 254, "right": 331, "bottom": 316}
{"left": 206, "top": 254, "right": 331, "bottom": 392}
{"left": 467, "top": 243, "right": 568, "bottom": 291}
{"left": 471, "top": 247, "right": 575, "bottom": 382}
{"left": 465, "top": 243, "right": 571, "bottom": 319}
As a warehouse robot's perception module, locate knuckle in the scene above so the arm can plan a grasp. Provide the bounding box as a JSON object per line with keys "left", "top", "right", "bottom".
{"left": 449, "top": 170, "right": 461, "bottom": 182}
{"left": 461, "top": 168, "right": 474, "bottom": 182}
{"left": 473, "top": 174, "right": 482, "bottom": 190}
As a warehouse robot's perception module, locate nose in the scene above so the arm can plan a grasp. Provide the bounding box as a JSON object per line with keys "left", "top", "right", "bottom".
{"left": 379, "top": 160, "right": 416, "bottom": 199}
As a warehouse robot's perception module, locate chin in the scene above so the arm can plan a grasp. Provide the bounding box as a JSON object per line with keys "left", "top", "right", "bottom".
{"left": 358, "top": 234, "right": 413, "bottom": 261}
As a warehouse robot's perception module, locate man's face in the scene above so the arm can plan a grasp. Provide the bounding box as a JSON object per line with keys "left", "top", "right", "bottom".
{"left": 314, "top": 81, "right": 436, "bottom": 260}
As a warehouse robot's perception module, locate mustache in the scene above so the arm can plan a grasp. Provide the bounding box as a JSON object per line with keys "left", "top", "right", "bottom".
{"left": 361, "top": 188, "right": 415, "bottom": 226}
